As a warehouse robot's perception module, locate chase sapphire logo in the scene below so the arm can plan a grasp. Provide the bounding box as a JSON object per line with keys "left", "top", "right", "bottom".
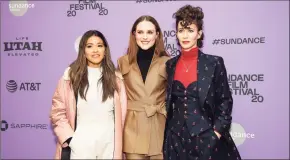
{"left": 0, "top": 120, "right": 48, "bottom": 131}
{"left": 1, "top": 120, "right": 9, "bottom": 131}
{"left": 6, "top": 80, "right": 17, "bottom": 93}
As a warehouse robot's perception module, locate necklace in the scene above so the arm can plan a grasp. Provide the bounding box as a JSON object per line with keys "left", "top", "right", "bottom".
{"left": 180, "top": 58, "right": 193, "bottom": 72}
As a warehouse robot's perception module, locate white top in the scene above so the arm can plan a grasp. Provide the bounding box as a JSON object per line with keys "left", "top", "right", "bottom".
{"left": 68, "top": 66, "right": 115, "bottom": 159}
{"left": 76, "top": 66, "right": 115, "bottom": 133}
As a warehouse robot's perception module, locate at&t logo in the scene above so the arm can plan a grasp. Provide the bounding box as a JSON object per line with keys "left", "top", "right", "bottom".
{"left": 6, "top": 80, "right": 18, "bottom": 93}
{"left": 6, "top": 80, "right": 41, "bottom": 93}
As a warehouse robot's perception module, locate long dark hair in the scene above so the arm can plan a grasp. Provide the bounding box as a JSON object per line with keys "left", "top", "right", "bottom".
{"left": 69, "top": 30, "right": 118, "bottom": 102}
{"left": 126, "top": 15, "right": 169, "bottom": 64}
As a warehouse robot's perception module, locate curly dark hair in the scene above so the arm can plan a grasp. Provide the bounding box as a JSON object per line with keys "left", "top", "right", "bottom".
{"left": 173, "top": 5, "right": 204, "bottom": 48}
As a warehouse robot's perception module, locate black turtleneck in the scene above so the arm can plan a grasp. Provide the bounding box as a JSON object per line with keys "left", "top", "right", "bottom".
{"left": 137, "top": 45, "right": 155, "bottom": 83}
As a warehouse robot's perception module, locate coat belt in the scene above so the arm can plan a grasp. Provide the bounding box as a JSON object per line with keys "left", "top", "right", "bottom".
{"left": 127, "top": 100, "right": 166, "bottom": 117}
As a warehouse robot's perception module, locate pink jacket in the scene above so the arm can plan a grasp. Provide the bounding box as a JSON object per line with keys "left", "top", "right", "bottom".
{"left": 49, "top": 67, "right": 127, "bottom": 159}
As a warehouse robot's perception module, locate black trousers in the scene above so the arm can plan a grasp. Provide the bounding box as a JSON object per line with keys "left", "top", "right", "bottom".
{"left": 163, "top": 124, "right": 239, "bottom": 160}
{"left": 61, "top": 146, "right": 71, "bottom": 160}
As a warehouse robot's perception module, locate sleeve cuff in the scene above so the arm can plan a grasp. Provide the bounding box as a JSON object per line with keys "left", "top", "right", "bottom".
{"left": 64, "top": 137, "right": 72, "bottom": 145}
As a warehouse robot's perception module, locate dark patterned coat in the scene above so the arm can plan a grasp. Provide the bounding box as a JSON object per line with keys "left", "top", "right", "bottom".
{"left": 163, "top": 50, "right": 242, "bottom": 160}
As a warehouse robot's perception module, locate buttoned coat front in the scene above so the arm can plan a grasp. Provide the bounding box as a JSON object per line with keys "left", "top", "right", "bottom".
{"left": 117, "top": 53, "right": 170, "bottom": 156}
{"left": 163, "top": 51, "right": 241, "bottom": 159}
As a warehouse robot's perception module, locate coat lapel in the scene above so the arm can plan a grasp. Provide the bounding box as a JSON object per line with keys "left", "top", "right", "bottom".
{"left": 143, "top": 53, "right": 158, "bottom": 88}
{"left": 166, "top": 50, "right": 215, "bottom": 111}
{"left": 165, "top": 55, "right": 180, "bottom": 112}
{"left": 131, "top": 53, "right": 159, "bottom": 88}
{"left": 197, "top": 51, "right": 215, "bottom": 107}
{"left": 62, "top": 68, "right": 77, "bottom": 131}
{"left": 131, "top": 61, "right": 146, "bottom": 87}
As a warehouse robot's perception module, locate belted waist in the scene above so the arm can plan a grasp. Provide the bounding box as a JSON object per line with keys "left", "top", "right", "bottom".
{"left": 127, "top": 100, "right": 166, "bottom": 117}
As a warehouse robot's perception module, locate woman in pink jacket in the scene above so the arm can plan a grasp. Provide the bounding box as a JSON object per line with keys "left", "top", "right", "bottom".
{"left": 49, "top": 30, "right": 127, "bottom": 159}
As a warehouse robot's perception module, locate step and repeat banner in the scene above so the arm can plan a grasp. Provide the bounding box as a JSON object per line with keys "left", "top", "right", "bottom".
{"left": 1, "top": 0, "right": 289, "bottom": 159}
